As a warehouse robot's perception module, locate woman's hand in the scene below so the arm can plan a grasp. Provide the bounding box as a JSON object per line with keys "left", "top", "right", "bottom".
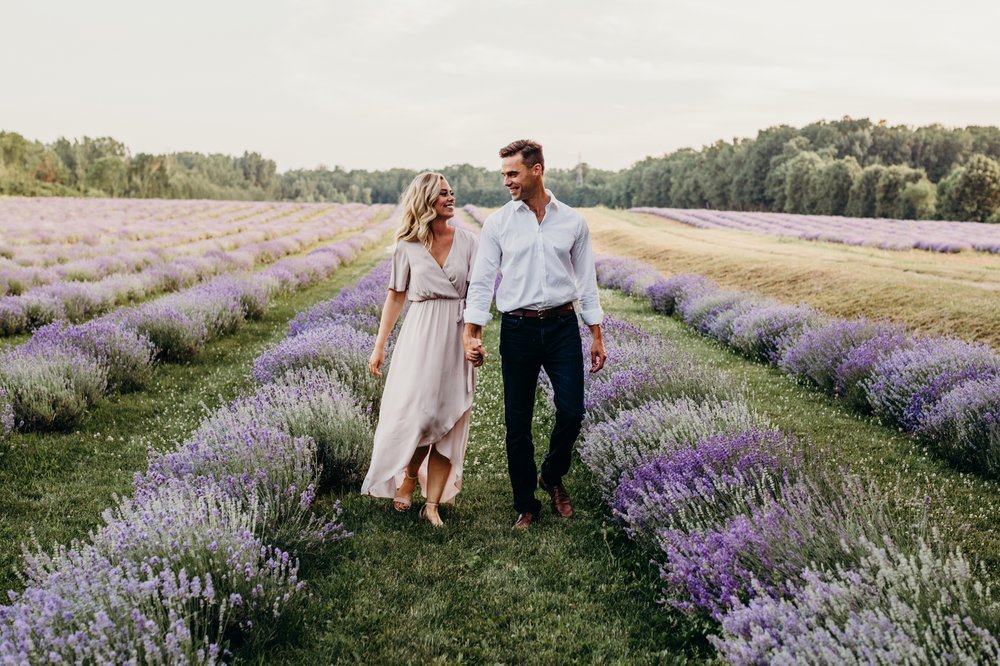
{"left": 466, "top": 338, "right": 486, "bottom": 367}
{"left": 368, "top": 346, "right": 385, "bottom": 377}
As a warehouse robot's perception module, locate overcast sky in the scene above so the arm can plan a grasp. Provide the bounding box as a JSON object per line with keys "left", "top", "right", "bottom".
{"left": 3, "top": 0, "right": 999, "bottom": 172}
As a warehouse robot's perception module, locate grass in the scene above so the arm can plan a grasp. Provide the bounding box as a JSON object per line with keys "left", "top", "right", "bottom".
{"left": 584, "top": 207, "right": 1000, "bottom": 349}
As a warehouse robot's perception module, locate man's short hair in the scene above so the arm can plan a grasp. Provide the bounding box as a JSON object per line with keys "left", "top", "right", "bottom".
{"left": 499, "top": 139, "right": 544, "bottom": 169}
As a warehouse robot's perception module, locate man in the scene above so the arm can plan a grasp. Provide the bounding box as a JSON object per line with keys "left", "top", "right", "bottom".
{"left": 463, "top": 139, "right": 607, "bottom": 530}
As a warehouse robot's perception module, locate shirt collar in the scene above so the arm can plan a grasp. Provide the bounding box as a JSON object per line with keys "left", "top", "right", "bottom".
{"left": 515, "top": 189, "right": 560, "bottom": 213}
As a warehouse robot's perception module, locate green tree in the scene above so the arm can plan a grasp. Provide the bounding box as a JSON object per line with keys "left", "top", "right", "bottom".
{"left": 899, "top": 178, "right": 937, "bottom": 219}
{"left": 938, "top": 154, "right": 1000, "bottom": 222}
{"left": 811, "top": 157, "right": 861, "bottom": 215}
{"left": 848, "top": 164, "right": 887, "bottom": 217}
{"left": 875, "top": 165, "right": 925, "bottom": 218}
{"left": 85, "top": 156, "right": 127, "bottom": 196}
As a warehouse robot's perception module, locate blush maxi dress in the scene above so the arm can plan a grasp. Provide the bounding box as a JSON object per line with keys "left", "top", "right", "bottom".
{"left": 361, "top": 227, "right": 478, "bottom": 504}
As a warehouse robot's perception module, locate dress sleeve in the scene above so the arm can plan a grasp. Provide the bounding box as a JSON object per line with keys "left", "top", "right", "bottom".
{"left": 388, "top": 243, "right": 410, "bottom": 292}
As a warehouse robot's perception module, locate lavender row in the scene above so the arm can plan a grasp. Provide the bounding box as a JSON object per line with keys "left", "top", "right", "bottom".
{"left": 461, "top": 204, "right": 488, "bottom": 226}
{"left": 632, "top": 207, "right": 1000, "bottom": 254}
{"left": 0, "top": 204, "right": 392, "bottom": 334}
{"left": 0, "top": 211, "right": 401, "bottom": 433}
{"left": 0, "top": 198, "right": 371, "bottom": 265}
{"left": 595, "top": 256, "right": 1000, "bottom": 478}
{"left": 0, "top": 330, "right": 382, "bottom": 662}
{"left": 0, "top": 201, "right": 387, "bottom": 286}
{"left": 566, "top": 309, "right": 999, "bottom": 662}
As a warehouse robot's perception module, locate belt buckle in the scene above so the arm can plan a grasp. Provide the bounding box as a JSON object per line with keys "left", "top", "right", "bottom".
{"left": 537, "top": 308, "right": 549, "bottom": 320}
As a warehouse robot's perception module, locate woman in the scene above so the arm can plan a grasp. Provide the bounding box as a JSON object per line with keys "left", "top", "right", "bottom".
{"left": 361, "top": 172, "right": 482, "bottom": 527}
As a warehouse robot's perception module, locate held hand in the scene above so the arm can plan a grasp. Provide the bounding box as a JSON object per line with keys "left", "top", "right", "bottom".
{"left": 589, "top": 337, "right": 607, "bottom": 374}
{"left": 466, "top": 338, "right": 487, "bottom": 367}
{"left": 368, "top": 347, "right": 385, "bottom": 377}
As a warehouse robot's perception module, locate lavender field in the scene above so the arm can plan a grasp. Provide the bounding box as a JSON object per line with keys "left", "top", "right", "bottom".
{"left": 3, "top": 199, "right": 1000, "bottom": 663}
{"left": 632, "top": 207, "right": 1000, "bottom": 254}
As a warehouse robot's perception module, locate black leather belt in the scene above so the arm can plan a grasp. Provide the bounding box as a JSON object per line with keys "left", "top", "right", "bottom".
{"left": 506, "top": 303, "right": 575, "bottom": 319}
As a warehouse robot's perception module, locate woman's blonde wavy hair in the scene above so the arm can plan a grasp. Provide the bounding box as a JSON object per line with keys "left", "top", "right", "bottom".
{"left": 396, "top": 171, "right": 449, "bottom": 249}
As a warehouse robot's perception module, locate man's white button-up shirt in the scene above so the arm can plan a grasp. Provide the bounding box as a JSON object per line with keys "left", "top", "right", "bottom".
{"left": 463, "top": 190, "right": 604, "bottom": 327}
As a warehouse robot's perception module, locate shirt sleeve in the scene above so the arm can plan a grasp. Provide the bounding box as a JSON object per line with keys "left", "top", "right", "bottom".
{"left": 388, "top": 242, "right": 410, "bottom": 293}
{"left": 463, "top": 216, "right": 500, "bottom": 325}
{"left": 571, "top": 216, "right": 604, "bottom": 326}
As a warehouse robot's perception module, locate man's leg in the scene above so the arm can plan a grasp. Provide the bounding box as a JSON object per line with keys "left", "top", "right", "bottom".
{"left": 539, "top": 314, "right": 585, "bottom": 486}
{"left": 499, "top": 314, "right": 543, "bottom": 515}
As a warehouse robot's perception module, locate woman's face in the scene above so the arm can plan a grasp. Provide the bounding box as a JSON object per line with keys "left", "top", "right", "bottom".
{"left": 433, "top": 177, "right": 456, "bottom": 221}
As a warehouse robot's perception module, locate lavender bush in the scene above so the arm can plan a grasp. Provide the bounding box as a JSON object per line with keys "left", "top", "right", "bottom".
{"left": 95, "top": 479, "right": 306, "bottom": 635}
{"left": 26, "top": 320, "right": 157, "bottom": 392}
{"left": 138, "top": 426, "right": 349, "bottom": 551}
{"left": 581, "top": 317, "right": 738, "bottom": 425}
{"left": 834, "top": 327, "right": 913, "bottom": 412}
{"left": 251, "top": 322, "right": 382, "bottom": 414}
{"left": 677, "top": 290, "right": 750, "bottom": 335}
{"left": 594, "top": 256, "right": 661, "bottom": 297}
{"left": 0, "top": 346, "right": 108, "bottom": 430}
{"left": 579, "top": 397, "right": 767, "bottom": 501}
{"left": 1, "top": 542, "right": 227, "bottom": 664}
{"left": 644, "top": 274, "right": 717, "bottom": 316}
{"left": 120, "top": 305, "right": 210, "bottom": 362}
{"left": 195, "top": 367, "right": 374, "bottom": 487}
{"left": 863, "top": 337, "right": 1000, "bottom": 430}
{"left": 712, "top": 537, "right": 1000, "bottom": 664}
{"left": 918, "top": 376, "right": 1000, "bottom": 475}
{"left": 288, "top": 260, "right": 391, "bottom": 336}
{"left": 728, "top": 303, "right": 824, "bottom": 363}
{"left": 779, "top": 318, "right": 901, "bottom": 394}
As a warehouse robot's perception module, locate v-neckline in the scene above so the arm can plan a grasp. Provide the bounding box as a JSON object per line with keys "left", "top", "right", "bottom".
{"left": 428, "top": 230, "right": 456, "bottom": 271}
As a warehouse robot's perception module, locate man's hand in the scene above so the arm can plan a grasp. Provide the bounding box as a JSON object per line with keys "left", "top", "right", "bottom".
{"left": 588, "top": 324, "right": 606, "bottom": 373}
{"left": 464, "top": 323, "right": 487, "bottom": 367}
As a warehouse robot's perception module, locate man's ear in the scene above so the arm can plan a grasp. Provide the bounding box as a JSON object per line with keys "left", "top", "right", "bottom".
{"left": 533, "top": 163, "right": 544, "bottom": 176}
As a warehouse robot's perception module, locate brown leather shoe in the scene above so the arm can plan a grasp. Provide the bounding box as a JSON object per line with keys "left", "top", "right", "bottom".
{"left": 539, "top": 476, "right": 574, "bottom": 517}
{"left": 512, "top": 512, "right": 537, "bottom": 530}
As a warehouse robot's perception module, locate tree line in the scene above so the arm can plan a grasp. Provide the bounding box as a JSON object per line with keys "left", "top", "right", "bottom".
{"left": 3, "top": 117, "right": 1000, "bottom": 222}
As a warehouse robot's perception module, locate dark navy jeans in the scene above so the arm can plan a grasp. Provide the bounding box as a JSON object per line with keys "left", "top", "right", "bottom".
{"left": 499, "top": 312, "right": 585, "bottom": 515}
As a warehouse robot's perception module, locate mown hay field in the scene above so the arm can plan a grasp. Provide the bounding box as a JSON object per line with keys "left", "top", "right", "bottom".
{"left": 583, "top": 207, "right": 1000, "bottom": 349}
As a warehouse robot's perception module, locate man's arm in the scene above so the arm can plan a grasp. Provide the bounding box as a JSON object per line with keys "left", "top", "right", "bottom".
{"left": 571, "top": 216, "right": 606, "bottom": 373}
{"left": 463, "top": 216, "right": 501, "bottom": 365}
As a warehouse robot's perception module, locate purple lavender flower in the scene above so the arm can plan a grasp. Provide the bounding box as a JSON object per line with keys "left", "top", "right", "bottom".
{"left": 0, "top": 345, "right": 108, "bottom": 430}
{"left": 574, "top": 316, "right": 737, "bottom": 424}
{"left": 864, "top": 337, "right": 1000, "bottom": 429}
{"left": 779, "top": 318, "right": 905, "bottom": 394}
{"left": 579, "top": 397, "right": 768, "bottom": 501}
{"left": 645, "top": 274, "right": 717, "bottom": 316}
{"left": 918, "top": 375, "right": 1000, "bottom": 475}
{"left": 711, "top": 537, "right": 1000, "bottom": 664}
{"left": 595, "top": 256, "right": 661, "bottom": 297}
{"left": 728, "top": 303, "right": 824, "bottom": 363}
{"left": 252, "top": 322, "right": 382, "bottom": 414}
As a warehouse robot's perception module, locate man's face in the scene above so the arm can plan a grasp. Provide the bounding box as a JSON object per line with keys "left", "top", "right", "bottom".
{"left": 501, "top": 155, "right": 542, "bottom": 201}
